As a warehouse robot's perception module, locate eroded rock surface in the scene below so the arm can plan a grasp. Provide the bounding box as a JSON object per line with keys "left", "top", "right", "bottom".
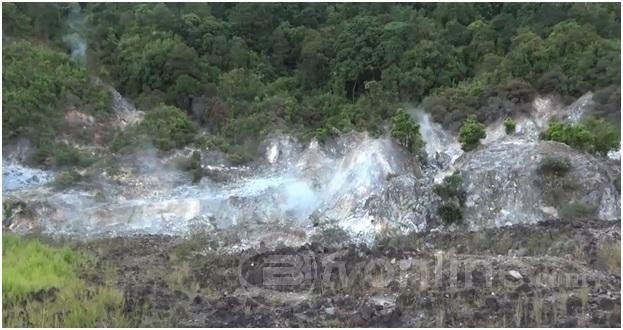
{"left": 2, "top": 93, "right": 620, "bottom": 243}
{"left": 458, "top": 139, "right": 620, "bottom": 229}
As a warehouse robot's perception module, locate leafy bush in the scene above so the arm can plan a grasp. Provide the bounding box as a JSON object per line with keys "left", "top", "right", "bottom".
{"left": 55, "top": 145, "right": 89, "bottom": 167}
{"left": 434, "top": 171, "right": 466, "bottom": 205}
{"left": 30, "top": 143, "right": 95, "bottom": 168}
{"left": 390, "top": 109, "right": 424, "bottom": 153}
{"left": 434, "top": 171, "right": 466, "bottom": 224}
{"left": 2, "top": 234, "right": 129, "bottom": 327}
{"left": 542, "top": 118, "right": 619, "bottom": 155}
{"left": 503, "top": 117, "right": 516, "bottom": 134}
{"left": 537, "top": 156, "right": 571, "bottom": 176}
{"left": 3, "top": 40, "right": 110, "bottom": 143}
{"left": 542, "top": 121, "right": 593, "bottom": 151}
{"left": 437, "top": 202, "right": 463, "bottom": 224}
{"left": 112, "top": 105, "right": 197, "bottom": 152}
{"left": 188, "top": 151, "right": 203, "bottom": 183}
{"left": 52, "top": 170, "right": 84, "bottom": 189}
{"left": 582, "top": 117, "right": 620, "bottom": 155}
{"left": 458, "top": 115, "right": 486, "bottom": 151}
{"left": 560, "top": 202, "right": 595, "bottom": 220}
{"left": 535, "top": 70, "right": 568, "bottom": 94}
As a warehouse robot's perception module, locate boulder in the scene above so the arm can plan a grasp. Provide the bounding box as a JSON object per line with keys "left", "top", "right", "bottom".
{"left": 457, "top": 138, "right": 620, "bottom": 229}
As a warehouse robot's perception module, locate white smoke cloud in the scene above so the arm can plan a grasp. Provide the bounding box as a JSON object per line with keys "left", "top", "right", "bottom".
{"left": 63, "top": 3, "right": 87, "bottom": 64}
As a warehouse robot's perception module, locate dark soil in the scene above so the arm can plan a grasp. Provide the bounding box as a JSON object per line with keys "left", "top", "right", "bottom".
{"left": 70, "top": 218, "right": 620, "bottom": 327}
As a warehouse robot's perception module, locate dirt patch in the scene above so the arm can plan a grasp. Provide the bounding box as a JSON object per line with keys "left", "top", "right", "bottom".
{"left": 59, "top": 219, "right": 621, "bottom": 327}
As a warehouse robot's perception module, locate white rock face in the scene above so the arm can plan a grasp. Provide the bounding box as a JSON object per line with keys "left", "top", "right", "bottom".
{"left": 2, "top": 163, "right": 54, "bottom": 191}
{"left": 5, "top": 132, "right": 429, "bottom": 242}
{"left": 409, "top": 109, "right": 463, "bottom": 165}
{"left": 92, "top": 77, "right": 144, "bottom": 128}
{"left": 3, "top": 92, "right": 619, "bottom": 244}
{"left": 484, "top": 92, "right": 596, "bottom": 146}
{"left": 457, "top": 139, "right": 620, "bottom": 229}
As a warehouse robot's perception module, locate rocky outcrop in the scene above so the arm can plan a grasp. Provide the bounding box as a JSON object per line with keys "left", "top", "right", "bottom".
{"left": 2, "top": 163, "right": 54, "bottom": 191}
{"left": 92, "top": 77, "right": 144, "bottom": 128}
{"left": 2, "top": 92, "right": 620, "bottom": 242}
{"left": 458, "top": 138, "right": 620, "bottom": 229}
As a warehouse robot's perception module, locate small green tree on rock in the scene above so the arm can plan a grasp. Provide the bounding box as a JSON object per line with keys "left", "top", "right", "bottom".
{"left": 189, "top": 151, "right": 203, "bottom": 183}
{"left": 438, "top": 202, "right": 463, "bottom": 224}
{"left": 459, "top": 115, "right": 486, "bottom": 151}
{"left": 434, "top": 171, "right": 467, "bottom": 224}
{"left": 504, "top": 117, "right": 516, "bottom": 134}
{"left": 391, "top": 109, "right": 424, "bottom": 153}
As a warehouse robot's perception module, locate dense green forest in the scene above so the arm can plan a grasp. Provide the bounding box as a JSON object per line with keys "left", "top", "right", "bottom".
{"left": 3, "top": 3, "right": 621, "bottom": 164}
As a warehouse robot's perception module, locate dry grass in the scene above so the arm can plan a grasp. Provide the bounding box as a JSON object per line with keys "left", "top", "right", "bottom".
{"left": 531, "top": 295, "right": 544, "bottom": 326}
{"left": 596, "top": 240, "right": 621, "bottom": 275}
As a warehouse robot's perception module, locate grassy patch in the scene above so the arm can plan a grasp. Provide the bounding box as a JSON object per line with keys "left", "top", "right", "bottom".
{"left": 2, "top": 234, "right": 130, "bottom": 327}
{"left": 52, "top": 170, "right": 85, "bottom": 189}
{"left": 537, "top": 156, "right": 571, "bottom": 177}
{"left": 559, "top": 202, "right": 595, "bottom": 221}
{"left": 596, "top": 240, "right": 621, "bottom": 275}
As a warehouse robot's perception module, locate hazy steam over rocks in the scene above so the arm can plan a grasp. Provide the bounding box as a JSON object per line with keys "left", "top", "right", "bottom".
{"left": 2, "top": 93, "right": 620, "bottom": 246}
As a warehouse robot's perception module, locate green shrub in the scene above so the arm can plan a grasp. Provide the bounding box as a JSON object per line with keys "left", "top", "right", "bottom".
{"left": 504, "top": 117, "right": 516, "bottom": 134}
{"left": 537, "top": 156, "right": 571, "bottom": 176}
{"left": 188, "top": 151, "right": 203, "bottom": 183}
{"left": 458, "top": 115, "right": 486, "bottom": 151}
{"left": 582, "top": 117, "right": 620, "bottom": 155}
{"left": 52, "top": 170, "right": 84, "bottom": 189}
{"left": 542, "top": 118, "right": 619, "bottom": 155}
{"left": 560, "top": 202, "right": 595, "bottom": 220}
{"left": 2, "top": 40, "right": 110, "bottom": 143}
{"left": 391, "top": 109, "right": 424, "bottom": 153}
{"left": 434, "top": 171, "right": 466, "bottom": 225}
{"left": 227, "top": 148, "right": 255, "bottom": 165}
{"left": 112, "top": 105, "right": 196, "bottom": 152}
{"left": 542, "top": 121, "right": 594, "bottom": 151}
{"left": 437, "top": 202, "right": 463, "bottom": 224}
{"left": 52, "top": 144, "right": 94, "bottom": 168}
{"left": 2, "top": 234, "right": 129, "bottom": 327}
{"left": 434, "top": 171, "right": 466, "bottom": 205}
{"left": 30, "top": 143, "right": 94, "bottom": 168}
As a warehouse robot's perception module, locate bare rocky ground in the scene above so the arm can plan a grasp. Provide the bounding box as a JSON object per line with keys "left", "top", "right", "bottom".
{"left": 56, "top": 218, "right": 621, "bottom": 327}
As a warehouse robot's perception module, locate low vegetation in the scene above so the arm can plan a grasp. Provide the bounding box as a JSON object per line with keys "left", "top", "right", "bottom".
{"left": 542, "top": 118, "right": 619, "bottom": 155}
{"left": 458, "top": 115, "right": 486, "bottom": 151}
{"left": 2, "top": 3, "right": 620, "bottom": 163}
{"left": 391, "top": 109, "right": 424, "bottom": 153}
{"left": 437, "top": 202, "right": 463, "bottom": 225}
{"left": 188, "top": 151, "right": 204, "bottom": 183}
{"left": 537, "top": 156, "right": 571, "bottom": 176}
{"left": 434, "top": 171, "right": 467, "bottom": 224}
{"left": 504, "top": 117, "right": 516, "bottom": 134}
{"left": 596, "top": 240, "right": 621, "bottom": 275}
{"left": 2, "top": 235, "right": 129, "bottom": 327}
{"left": 52, "top": 170, "right": 85, "bottom": 189}
{"left": 559, "top": 202, "right": 595, "bottom": 221}
{"left": 30, "top": 143, "right": 95, "bottom": 168}
{"left": 2, "top": 40, "right": 110, "bottom": 155}
{"left": 112, "top": 104, "right": 197, "bottom": 152}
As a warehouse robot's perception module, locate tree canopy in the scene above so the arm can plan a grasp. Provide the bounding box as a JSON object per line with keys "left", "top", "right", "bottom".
{"left": 3, "top": 3, "right": 620, "bottom": 163}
